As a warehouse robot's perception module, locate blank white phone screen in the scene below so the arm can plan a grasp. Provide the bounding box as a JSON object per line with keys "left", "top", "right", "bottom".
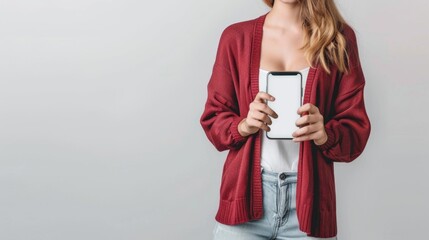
{"left": 265, "top": 72, "right": 302, "bottom": 139}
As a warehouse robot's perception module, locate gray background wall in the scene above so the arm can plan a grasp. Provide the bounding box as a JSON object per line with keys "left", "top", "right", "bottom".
{"left": 0, "top": 0, "right": 428, "bottom": 239}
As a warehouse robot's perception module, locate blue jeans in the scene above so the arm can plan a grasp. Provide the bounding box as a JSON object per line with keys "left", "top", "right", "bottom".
{"left": 212, "top": 167, "right": 338, "bottom": 240}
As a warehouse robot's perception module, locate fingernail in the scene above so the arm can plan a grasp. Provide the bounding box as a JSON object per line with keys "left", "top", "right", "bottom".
{"left": 271, "top": 97, "right": 275, "bottom": 100}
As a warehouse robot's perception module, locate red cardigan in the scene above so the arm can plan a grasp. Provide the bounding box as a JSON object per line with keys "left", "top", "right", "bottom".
{"left": 199, "top": 12, "right": 371, "bottom": 238}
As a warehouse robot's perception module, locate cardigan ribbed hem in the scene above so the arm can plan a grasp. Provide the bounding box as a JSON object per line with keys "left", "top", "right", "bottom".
{"left": 296, "top": 201, "right": 338, "bottom": 238}
{"left": 250, "top": 131, "right": 263, "bottom": 219}
{"left": 215, "top": 198, "right": 251, "bottom": 225}
{"left": 315, "top": 209, "right": 338, "bottom": 237}
{"left": 248, "top": 12, "right": 265, "bottom": 222}
{"left": 312, "top": 208, "right": 338, "bottom": 237}
{"left": 297, "top": 202, "right": 313, "bottom": 235}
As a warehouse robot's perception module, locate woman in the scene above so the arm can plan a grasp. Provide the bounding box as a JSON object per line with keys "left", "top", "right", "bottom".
{"left": 200, "top": 0, "right": 371, "bottom": 239}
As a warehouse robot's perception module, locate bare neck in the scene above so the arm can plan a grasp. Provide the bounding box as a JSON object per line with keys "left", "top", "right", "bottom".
{"left": 266, "top": 2, "right": 303, "bottom": 31}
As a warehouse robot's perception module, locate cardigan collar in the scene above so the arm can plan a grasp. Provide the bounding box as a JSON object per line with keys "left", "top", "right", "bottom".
{"left": 250, "top": 12, "right": 318, "bottom": 106}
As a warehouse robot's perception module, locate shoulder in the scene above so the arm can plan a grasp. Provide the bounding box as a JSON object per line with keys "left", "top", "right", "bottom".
{"left": 218, "top": 15, "right": 260, "bottom": 42}
{"left": 340, "top": 22, "right": 362, "bottom": 64}
{"left": 341, "top": 23, "right": 358, "bottom": 50}
{"left": 341, "top": 22, "right": 359, "bottom": 45}
{"left": 224, "top": 16, "right": 258, "bottom": 35}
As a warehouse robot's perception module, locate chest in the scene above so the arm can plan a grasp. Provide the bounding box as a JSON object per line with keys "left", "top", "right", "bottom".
{"left": 259, "top": 26, "right": 309, "bottom": 71}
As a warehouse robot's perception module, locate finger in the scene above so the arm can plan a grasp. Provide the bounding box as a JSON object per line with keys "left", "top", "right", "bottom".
{"left": 295, "top": 114, "right": 322, "bottom": 127}
{"left": 293, "top": 130, "right": 325, "bottom": 142}
{"left": 292, "top": 123, "right": 320, "bottom": 138}
{"left": 297, "top": 103, "right": 319, "bottom": 115}
{"left": 254, "top": 102, "right": 278, "bottom": 119}
{"left": 248, "top": 117, "right": 270, "bottom": 131}
{"left": 255, "top": 91, "right": 276, "bottom": 103}
{"left": 252, "top": 110, "right": 273, "bottom": 125}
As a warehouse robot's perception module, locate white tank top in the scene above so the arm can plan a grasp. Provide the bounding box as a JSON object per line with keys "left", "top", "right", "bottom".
{"left": 259, "top": 66, "right": 310, "bottom": 173}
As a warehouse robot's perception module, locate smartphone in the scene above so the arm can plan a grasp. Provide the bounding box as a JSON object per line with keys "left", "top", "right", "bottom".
{"left": 265, "top": 71, "right": 303, "bottom": 140}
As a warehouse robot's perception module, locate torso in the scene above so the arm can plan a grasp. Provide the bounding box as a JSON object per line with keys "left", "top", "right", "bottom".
{"left": 258, "top": 14, "right": 311, "bottom": 174}
{"left": 260, "top": 16, "right": 310, "bottom": 71}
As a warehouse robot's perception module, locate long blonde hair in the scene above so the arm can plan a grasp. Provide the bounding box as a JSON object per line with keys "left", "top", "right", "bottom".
{"left": 262, "top": 0, "right": 350, "bottom": 74}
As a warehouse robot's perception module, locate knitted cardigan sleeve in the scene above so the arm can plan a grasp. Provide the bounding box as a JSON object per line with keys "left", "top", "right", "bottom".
{"left": 200, "top": 26, "right": 249, "bottom": 152}
{"left": 314, "top": 25, "right": 372, "bottom": 162}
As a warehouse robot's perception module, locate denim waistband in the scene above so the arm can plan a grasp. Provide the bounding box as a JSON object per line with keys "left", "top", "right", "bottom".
{"left": 260, "top": 166, "right": 297, "bottom": 184}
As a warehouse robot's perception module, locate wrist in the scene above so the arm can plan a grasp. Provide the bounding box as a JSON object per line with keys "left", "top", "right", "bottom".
{"left": 314, "top": 130, "right": 328, "bottom": 146}
{"left": 238, "top": 118, "right": 251, "bottom": 137}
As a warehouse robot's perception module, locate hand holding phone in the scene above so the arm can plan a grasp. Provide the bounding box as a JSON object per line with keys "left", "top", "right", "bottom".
{"left": 238, "top": 91, "right": 279, "bottom": 137}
